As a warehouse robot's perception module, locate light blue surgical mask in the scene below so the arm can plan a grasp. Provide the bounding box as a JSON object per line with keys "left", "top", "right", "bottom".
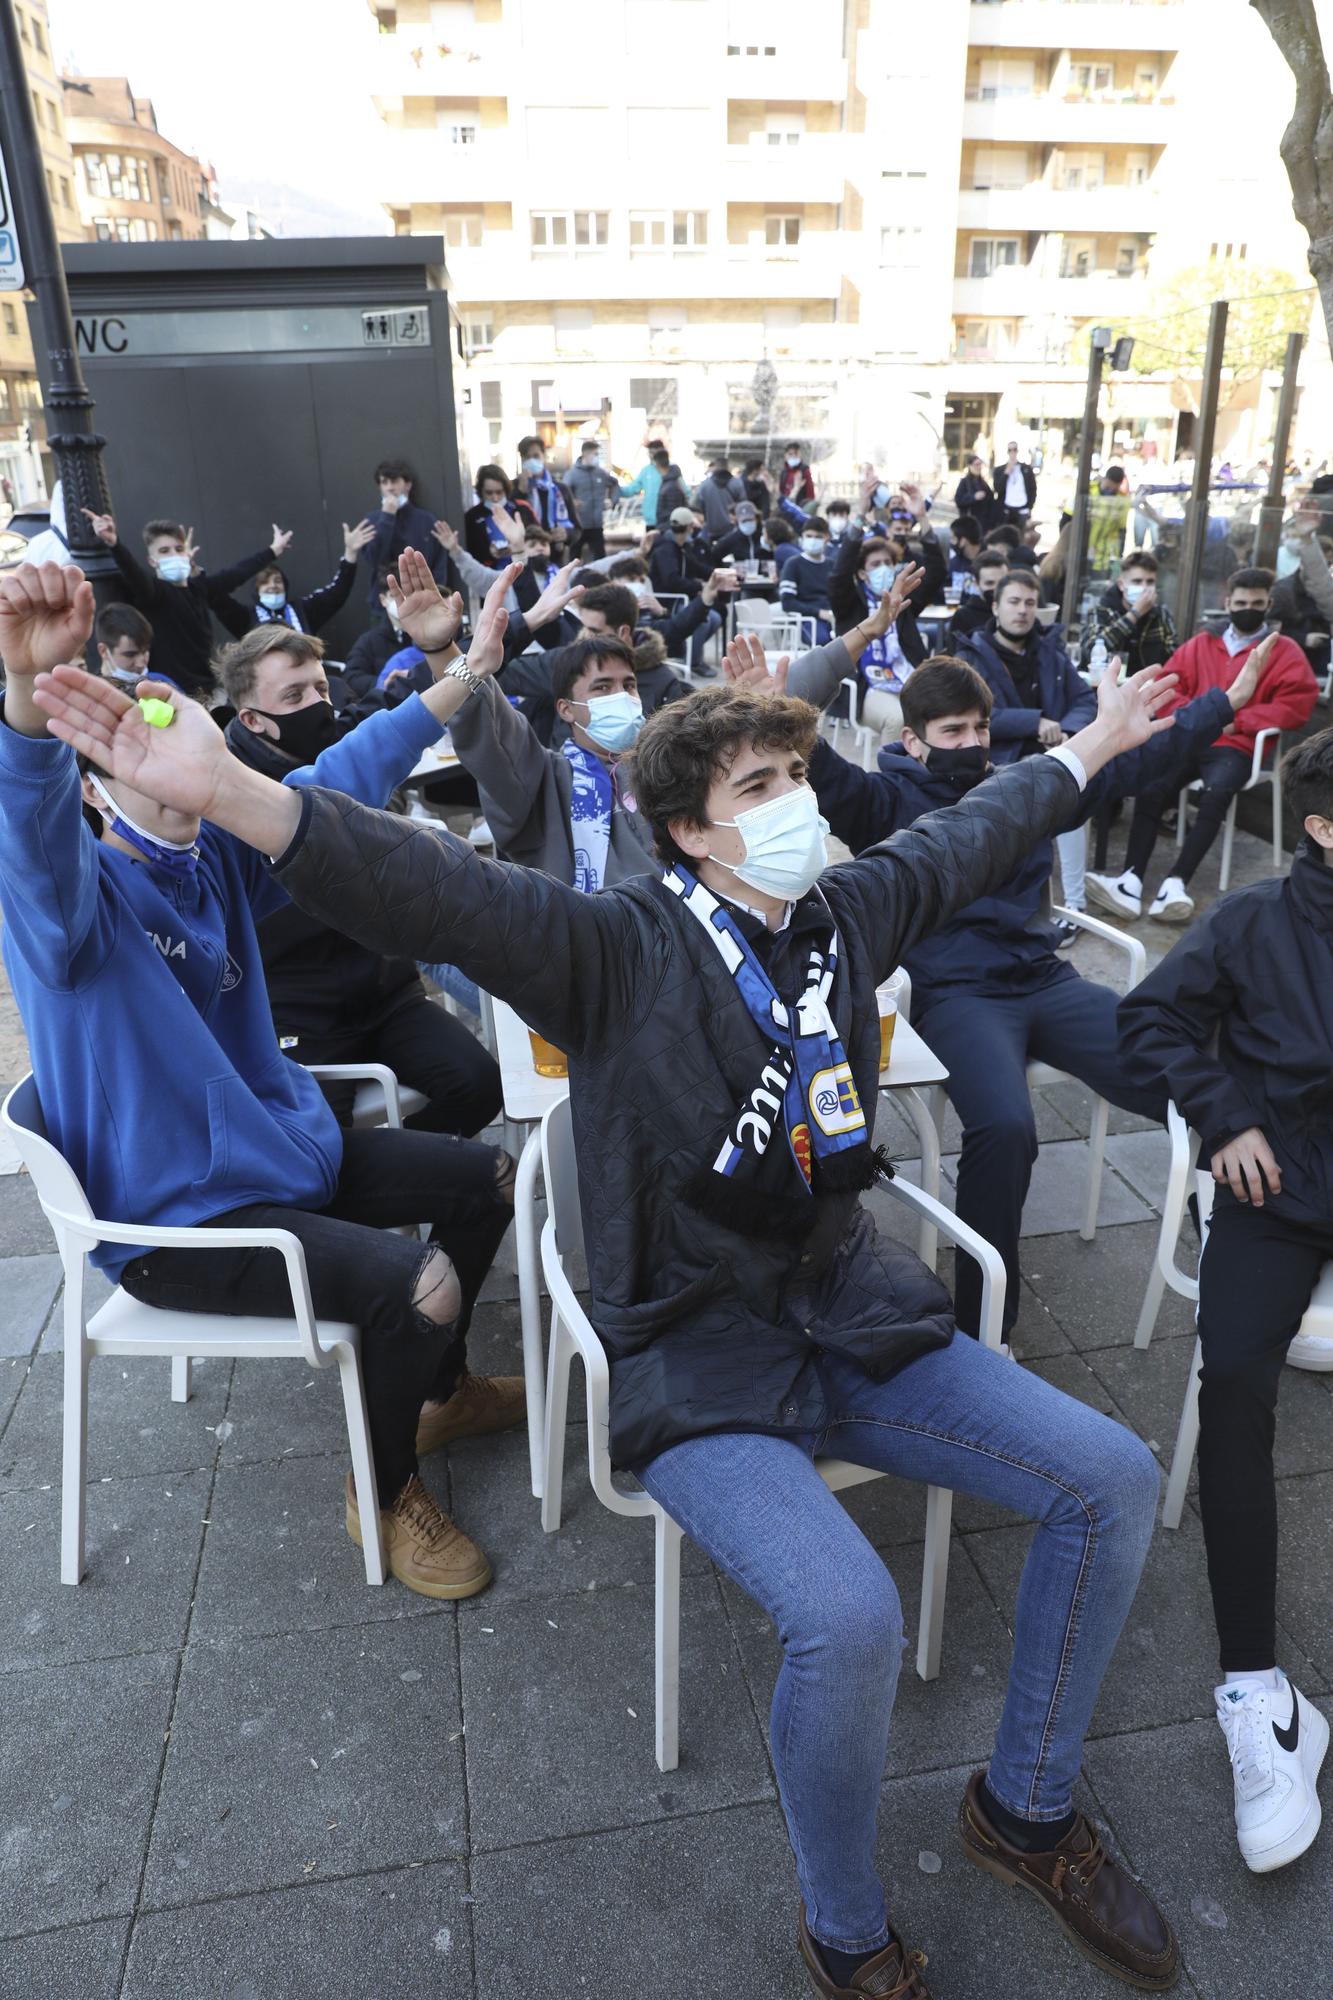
{"left": 864, "top": 562, "right": 902, "bottom": 598}
{"left": 577, "top": 690, "right": 644, "bottom": 753}
{"left": 522, "top": 456, "right": 545, "bottom": 475}
{"left": 157, "top": 555, "right": 191, "bottom": 584}
{"left": 1123, "top": 582, "right": 1146, "bottom": 605}
{"left": 259, "top": 590, "right": 286, "bottom": 611}
{"left": 800, "top": 534, "right": 825, "bottom": 557}
{"left": 709, "top": 785, "right": 830, "bottom": 901}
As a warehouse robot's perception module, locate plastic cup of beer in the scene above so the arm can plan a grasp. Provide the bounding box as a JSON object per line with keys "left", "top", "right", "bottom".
{"left": 876, "top": 989, "right": 898, "bottom": 1073}
{"left": 528, "top": 1029, "right": 568, "bottom": 1079}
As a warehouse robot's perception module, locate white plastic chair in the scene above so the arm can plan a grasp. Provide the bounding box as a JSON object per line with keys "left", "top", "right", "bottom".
{"left": 303, "top": 1062, "right": 427, "bottom": 1130}
{"left": 921, "top": 905, "right": 1144, "bottom": 1247}
{"left": 1, "top": 1074, "right": 385, "bottom": 1589}
{"left": 536, "top": 1094, "right": 1005, "bottom": 1772}
{"left": 1177, "top": 725, "right": 1283, "bottom": 892}
{"left": 1134, "top": 1105, "right": 1333, "bottom": 1528}
{"left": 823, "top": 675, "right": 877, "bottom": 770}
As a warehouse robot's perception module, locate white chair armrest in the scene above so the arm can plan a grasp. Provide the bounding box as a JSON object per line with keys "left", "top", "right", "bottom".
{"left": 540, "top": 1219, "right": 652, "bottom": 1522}
{"left": 881, "top": 1176, "right": 1006, "bottom": 1351}
{"left": 1246, "top": 726, "right": 1281, "bottom": 783}
{"left": 304, "top": 1061, "right": 403, "bottom": 1127}
{"left": 1157, "top": 1103, "right": 1204, "bottom": 1303}
{"left": 1051, "top": 903, "right": 1147, "bottom": 988}
{"left": 840, "top": 676, "right": 862, "bottom": 727}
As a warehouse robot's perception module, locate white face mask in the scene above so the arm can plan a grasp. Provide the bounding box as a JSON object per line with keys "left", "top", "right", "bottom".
{"left": 380, "top": 491, "right": 406, "bottom": 513}
{"left": 828, "top": 517, "right": 848, "bottom": 538}
{"left": 156, "top": 554, "right": 190, "bottom": 584}
{"left": 800, "top": 535, "right": 825, "bottom": 558}
{"left": 708, "top": 785, "right": 830, "bottom": 901}
{"left": 786, "top": 455, "right": 801, "bottom": 468}
{"left": 626, "top": 578, "right": 650, "bottom": 599}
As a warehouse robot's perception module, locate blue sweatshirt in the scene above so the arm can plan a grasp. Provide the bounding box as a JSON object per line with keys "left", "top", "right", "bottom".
{"left": 0, "top": 693, "right": 444, "bottom": 1281}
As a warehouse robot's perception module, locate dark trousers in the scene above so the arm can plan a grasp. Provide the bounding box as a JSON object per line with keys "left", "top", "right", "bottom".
{"left": 915, "top": 970, "right": 1162, "bottom": 1336}
{"left": 290, "top": 989, "right": 502, "bottom": 1138}
{"left": 578, "top": 526, "right": 606, "bottom": 560}
{"left": 120, "top": 1127, "right": 513, "bottom": 1504}
{"left": 1124, "top": 743, "right": 1250, "bottom": 886}
{"left": 1196, "top": 1192, "right": 1333, "bottom": 1672}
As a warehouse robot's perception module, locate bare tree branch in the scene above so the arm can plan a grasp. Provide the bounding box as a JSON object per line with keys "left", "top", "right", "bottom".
{"left": 1251, "top": 0, "right": 1333, "bottom": 345}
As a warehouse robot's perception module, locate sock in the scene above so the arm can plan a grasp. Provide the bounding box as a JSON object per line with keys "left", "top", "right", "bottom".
{"left": 816, "top": 1939, "right": 889, "bottom": 1990}
{"left": 981, "top": 1777, "right": 1078, "bottom": 1853}
{"left": 1225, "top": 1667, "right": 1281, "bottom": 1691}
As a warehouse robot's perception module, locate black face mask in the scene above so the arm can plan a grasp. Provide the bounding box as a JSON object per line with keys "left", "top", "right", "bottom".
{"left": 252, "top": 698, "right": 342, "bottom": 764}
{"left": 1229, "top": 606, "right": 1267, "bottom": 635}
{"left": 924, "top": 743, "right": 990, "bottom": 792}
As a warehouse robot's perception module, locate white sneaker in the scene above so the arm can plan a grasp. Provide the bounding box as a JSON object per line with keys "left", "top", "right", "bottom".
{"left": 1149, "top": 876, "right": 1194, "bottom": 924}
{"left": 1287, "top": 1328, "right": 1333, "bottom": 1372}
{"left": 1086, "top": 871, "right": 1142, "bottom": 919}
{"left": 467, "top": 818, "right": 494, "bottom": 848}
{"left": 1215, "top": 1672, "right": 1329, "bottom": 1873}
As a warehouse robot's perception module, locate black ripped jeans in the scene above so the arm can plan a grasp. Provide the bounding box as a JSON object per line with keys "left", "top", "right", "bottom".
{"left": 120, "top": 1128, "right": 514, "bottom": 1504}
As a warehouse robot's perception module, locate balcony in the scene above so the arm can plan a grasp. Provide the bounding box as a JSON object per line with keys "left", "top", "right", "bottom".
{"left": 953, "top": 268, "right": 1150, "bottom": 316}
{"left": 956, "top": 182, "right": 1159, "bottom": 232}
{"left": 962, "top": 90, "right": 1175, "bottom": 144}
{"left": 722, "top": 50, "right": 848, "bottom": 102}
{"left": 369, "top": 27, "right": 507, "bottom": 105}
{"left": 376, "top": 132, "right": 511, "bottom": 204}
{"left": 724, "top": 136, "right": 848, "bottom": 204}
{"left": 967, "top": 1, "right": 1186, "bottom": 53}
{"left": 441, "top": 241, "right": 844, "bottom": 304}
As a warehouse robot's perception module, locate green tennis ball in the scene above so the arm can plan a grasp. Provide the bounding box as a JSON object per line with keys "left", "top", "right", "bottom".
{"left": 138, "top": 698, "right": 175, "bottom": 729}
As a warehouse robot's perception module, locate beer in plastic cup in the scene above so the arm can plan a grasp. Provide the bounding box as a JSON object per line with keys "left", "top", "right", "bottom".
{"left": 528, "top": 1030, "right": 569, "bottom": 1078}
{"left": 877, "top": 991, "right": 898, "bottom": 1073}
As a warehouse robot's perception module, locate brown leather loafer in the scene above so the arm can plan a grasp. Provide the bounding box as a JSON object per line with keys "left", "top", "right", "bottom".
{"left": 416, "top": 1371, "right": 526, "bottom": 1455}
{"left": 958, "top": 1772, "right": 1179, "bottom": 1991}
{"left": 798, "top": 1907, "right": 931, "bottom": 1998}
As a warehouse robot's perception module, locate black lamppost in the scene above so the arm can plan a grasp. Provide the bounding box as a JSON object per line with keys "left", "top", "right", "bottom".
{"left": 0, "top": 0, "right": 118, "bottom": 608}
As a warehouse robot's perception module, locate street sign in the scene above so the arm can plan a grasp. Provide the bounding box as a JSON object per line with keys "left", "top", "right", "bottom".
{"left": 0, "top": 144, "right": 23, "bottom": 290}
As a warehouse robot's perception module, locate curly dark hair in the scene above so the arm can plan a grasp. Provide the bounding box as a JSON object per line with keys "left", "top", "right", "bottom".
{"left": 629, "top": 684, "right": 818, "bottom": 868}
{"left": 1283, "top": 725, "right": 1333, "bottom": 826}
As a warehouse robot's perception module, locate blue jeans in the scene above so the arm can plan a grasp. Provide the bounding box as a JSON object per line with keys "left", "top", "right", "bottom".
{"left": 639, "top": 1337, "right": 1158, "bottom": 1957}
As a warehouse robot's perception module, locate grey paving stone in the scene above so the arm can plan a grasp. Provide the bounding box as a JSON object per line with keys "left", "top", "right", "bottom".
{"left": 0, "top": 1352, "right": 230, "bottom": 1490}
{"left": 0, "top": 1650, "right": 175, "bottom": 1939}
{"left": 471, "top": 1803, "right": 802, "bottom": 2000}
{"left": 1276, "top": 1473, "right": 1333, "bottom": 1684}
{"left": 444, "top": 1420, "right": 712, "bottom": 1609}
{"left": 1007, "top": 1277, "right": 1076, "bottom": 1360}
{"left": 458, "top": 1293, "right": 532, "bottom": 1388}
{"left": 1085, "top": 1703, "right": 1333, "bottom": 2000}
{"left": 1040, "top": 1075, "right": 1158, "bottom": 1138}
{"left": 0, "top": 1172, "right": 56, "bottom": 1257}
{"left": 0, "top": 1917, "right": 128, "bottom": 2000}
{"left": 219, "top": 1355, "right": 346, "bottom": 1468}
{"left": 1104, "top": 1125, "right": 1173, "bottom": 1208}
{"left": 143, "top": 1621, "right": 465, "bottom": 1909}
{"left": 123, "top": 1862, "right": 471, "bottom": 1999}
{"left": 0, "top": 1253, "right": 61, "bottom": 1356}
{"left": 722, "top": 1536, "right": 1016, "bottom": 1782}
{"left": 37, "top": 1265, "right": 115, "bottom": 1350}
{"left": 460, "top": 1576, "right": 773, "bottom": 1851}
{"left": 189, "top": 1454, "right": 446, "bottom": 1645}
{"left": 0, "top": 1352, "right": 28, "bottom": 1436}
{"left": 0, "top": 1470, "right": 208, "bottom": 1675}
{"left": 1006, "top": 1135, "right": 1157, "bottom": 1237}
{"left": 1023, "top": 1218, "right": 1199, "bottom": 1353}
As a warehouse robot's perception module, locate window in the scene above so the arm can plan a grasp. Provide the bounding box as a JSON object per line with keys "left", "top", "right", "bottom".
{"left": 630, "top": 211, "right": 669, "bottom": 251}
{"left": 1135, "top": 65, "right": 1158, "bottom": 96}
{"left": 447, "top": 122, "right": 478, "bottom": 146}
{"left": 1115, "top": 240, "right": 1140, "bottom": 277}
{"left": 443, "top": 212, "right": 483, "bottom": 248}
{"left": 1057, "top": 150, "right": 1105, "bottom": 192}
{"left": 972, "top": 147, "right": 1029, "bottom": 191}
{"left": 1210, "top": 241, "right": 1248, "bottom": 262}
{"left": 0, "top": 379, "right": 11, "bottom": 416}
{"left": 764, "top": 213, "right": 801, "bottom": 249}
{"left": 1072, "top": 63, "right": 1114, "bottom": 97}
{"left": 727, "top": 42, "right": 777, "bottom": 55}
{"left": 59, "top": 177, "right": 71, "bottom": 210}
{"left": 1058, "top": 237, "right": 1096, "bottom": 278}
{"left": 17, "top": 10, "right": 28, "bottom": 43}
{"left": 881, "top": 224, "right": 925, "bottom": 269}
{"left": 1125, "top": 150, "right": 1151, "bottom": 188}
{"left": 480, "top": 380, "right": 503, "bottom": 419}
{"left": 968, "top": 236, "right": 1019, "bottom": 277}
{"left": 15, "top": 376, "right": 42, "bottom": 412}
{"left": 632, "top": 209, "right": 706, "bottom": 251}
{"left": 1, "top": 304, "right": 15, "bottom": 336}
{"left": 157, "top": 160, "right": 171, "bottom": 204}
{"left": 763, "top": 112, "right": 804, "bottom": 146}
{"left": 976, "top": 58, "right": 1035, "bottom": 100}
{"left": 464, "top": 316, "right": 495, "bottom": 349}
{"left": 531, "top": 210, "right": 608, "bottom": 251}
{"left": 554, "top": 304, "right": 594, "bottom": 349}
{"left": 32, "top": 14, "right": 45, "bottom": 52}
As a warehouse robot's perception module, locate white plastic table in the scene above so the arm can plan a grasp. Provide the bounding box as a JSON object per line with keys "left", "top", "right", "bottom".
{"left": 407, "top": 737, "right": 461, "bottom": 783}
{"left": 490, "top": 996, "right": 950, "bottom": 1501}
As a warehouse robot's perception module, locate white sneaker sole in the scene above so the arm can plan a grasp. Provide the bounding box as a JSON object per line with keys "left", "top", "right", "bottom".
{"left": 1086, "top": 879, "right": 1141, "bottom": 921}
{"left": 1149, "top": 899, "right": 1193, "bottom": 925}
{"left": 1239, "top": 1704, "right": 1329, "bottom": 1874}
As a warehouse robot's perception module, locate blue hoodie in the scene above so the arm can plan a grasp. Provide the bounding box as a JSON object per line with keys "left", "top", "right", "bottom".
{"left": 0, "top": 693, "right": 444, "bottom": 1281}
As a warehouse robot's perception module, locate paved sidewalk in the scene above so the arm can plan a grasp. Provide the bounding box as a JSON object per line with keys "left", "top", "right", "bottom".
{"left": 1, "top": 818, "right": 1330, "bottom": 1999}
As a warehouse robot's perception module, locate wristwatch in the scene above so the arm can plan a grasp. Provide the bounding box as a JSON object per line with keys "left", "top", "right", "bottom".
{"left": 439, "top": 654, "right": 484, "bottom": 701}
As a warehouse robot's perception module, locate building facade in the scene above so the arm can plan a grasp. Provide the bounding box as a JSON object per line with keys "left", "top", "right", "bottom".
{"left": 61, "top": 76, "right": 217, "bottom": 246}
{"left": 368, "top": 0, "right": 1319, "bottom": 498}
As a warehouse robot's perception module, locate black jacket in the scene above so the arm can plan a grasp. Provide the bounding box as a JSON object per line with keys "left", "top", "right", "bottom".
{"left": 271, "top": 754, "right": 1085, "bottom": 1464}
{"left": 954, "top": 621, "right": 1094, "bottom": 763}
{"left": 649, "top": 534, "right": 713, "bottom": 598}
{"left": 344, "top": 618, "right": 409, "bottom": 699}
{"left": 993, "top": 460, "right": 1037, "bottom": 513}
{"left": 941, "top": 591, "right": 993, "bottom": 652}
{"left": 364, "top": 500, "right": 447, "bottom": 607}
{"left": 1118, "top": 844, "right": 1333, "bottom": 1227}
{"left": 214, "top": 559, "right": 360, "bottom": 643}
{"left": 829, "top": 528, "right": 944, "bottom": 679}
{"left": 110, "top": 540, "right": 274, "bottom": 700}
{"left": 953, "top": 472, "right": 996, "bottom": 526}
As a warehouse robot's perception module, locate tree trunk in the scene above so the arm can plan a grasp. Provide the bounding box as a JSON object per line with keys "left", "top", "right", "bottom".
{"left": 1250, "top": 0, "right": 1333, "bottom": 347}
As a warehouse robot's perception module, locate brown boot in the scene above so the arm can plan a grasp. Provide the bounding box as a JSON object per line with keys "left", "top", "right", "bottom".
{"left": 958, "top": 1772, "right": 1179, "bottom": 1991}
{"left": 346, "top": 1473, "right": 492, "bottom": 1600}
{"left": 798, "top": 1908, "right": 931, "bottom": 1998}
{"left": 416, "top": 1371, "right": 526, "bottom": 1455}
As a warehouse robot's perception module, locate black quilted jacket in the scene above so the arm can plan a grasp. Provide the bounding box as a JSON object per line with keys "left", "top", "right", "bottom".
{"left": 272, "top": 756, "right": 1083, "bottom": 1465}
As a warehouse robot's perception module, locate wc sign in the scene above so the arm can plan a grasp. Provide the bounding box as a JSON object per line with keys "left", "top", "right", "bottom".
{"left": 0, "top": 146, "right": 23, "bottom": 290}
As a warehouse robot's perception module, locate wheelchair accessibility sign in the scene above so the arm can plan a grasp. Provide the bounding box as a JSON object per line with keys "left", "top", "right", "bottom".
{"left": 0, "top": 148, "right": 24, "bottom": 290}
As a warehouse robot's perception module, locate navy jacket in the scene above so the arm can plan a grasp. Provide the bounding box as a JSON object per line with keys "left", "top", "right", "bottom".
{"left": 1118, "top": 842, "right": 1333, "bottom": 1227}
{"left": 808, "top": 688, "right": 1233, "bottom": 1005}
{"left": 955, "top": 621, "right": 1095, "bottom": 763}
{"left": 364, "top": 500, "right": 446, "bottom": 606}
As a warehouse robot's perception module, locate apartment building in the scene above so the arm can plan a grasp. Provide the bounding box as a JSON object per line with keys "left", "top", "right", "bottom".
{"left": 61, "top": 76, "right": 220, "bottom": 246}
{"left": 369, "top": 0, "right": 1317, "bottom": 494}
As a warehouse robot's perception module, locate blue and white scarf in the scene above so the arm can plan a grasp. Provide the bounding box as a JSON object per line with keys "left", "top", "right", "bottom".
{"left": 482, "top": 505, "right": 515, "bottom": 563}
{"left": 255, "top": 599, "right": 305, "bottom": 631}
{"left": 531, "top": 471, "right": 573, "bottom": 537}
{"left": 563, "top": 740, "right": 613, "bottom": 892}
{"left": 859, "top": 588, "right": 910, "bottom": 693}
{"left": 665, "top": 865, "right": 876, "bottom": 1234}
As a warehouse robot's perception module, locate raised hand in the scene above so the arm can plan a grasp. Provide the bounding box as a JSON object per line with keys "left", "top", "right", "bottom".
{"left": 723, "top": 629, "right": 788, "bottom": 694}
{"left": 527, "top": 557, "right": 585, "bottom": 631}
{"left": 0, "top": 562, "right": 96, "bottom": 678}
{"left": 387, "top": 546, "right": 464, "bottom": 655}
{"left": 1089, "top": 656, "right": 1179, "bottom": 754}
{"left": 1226, "top": 629, "right": 1277, "bottom": 712}
{"left": 431, "top": 518, "right": 460, "bottom": 555}
{"left": 183, "top": 525, "right": 200, "bottom": 568}
{"left": 31, "top": 669, "right": 230, "bottom": 821}
{"left": 342, "top": 517, "right": 375, "bottom": 561}
{"left": 80, "top": 508, "right": 117, "bottom": 548}
{"left": 466, "top": 563, "right": 520, "bottom": 679}
{"left": 489, "top": 501, "right": 525, "bottom": 551}
{"left": 271, "top": 523, "right": 294, "bottom": 557}
{"left": 882, "top": 559, "right": 926, "bottom": 630}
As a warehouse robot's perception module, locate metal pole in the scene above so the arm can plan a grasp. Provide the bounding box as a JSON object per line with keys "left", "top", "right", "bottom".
{"left": 0, "top": 0, "right": 117, "bottom": 607}
{"left": 1060, "top": 337, "right": 1104, "bottom": 634}
{"left": 1253, "top": 329, "right": 1303, "bottom": 570}
{"left": 1175, "top": 299, "right": 1228, "bottom": 636}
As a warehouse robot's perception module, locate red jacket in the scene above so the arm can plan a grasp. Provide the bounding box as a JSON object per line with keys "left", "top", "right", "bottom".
{"left": 780, "top": 461, "right": 815, "bottom": 507}
{"left": 1163, "top": 628, "right": 1318, "bottom": 758}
